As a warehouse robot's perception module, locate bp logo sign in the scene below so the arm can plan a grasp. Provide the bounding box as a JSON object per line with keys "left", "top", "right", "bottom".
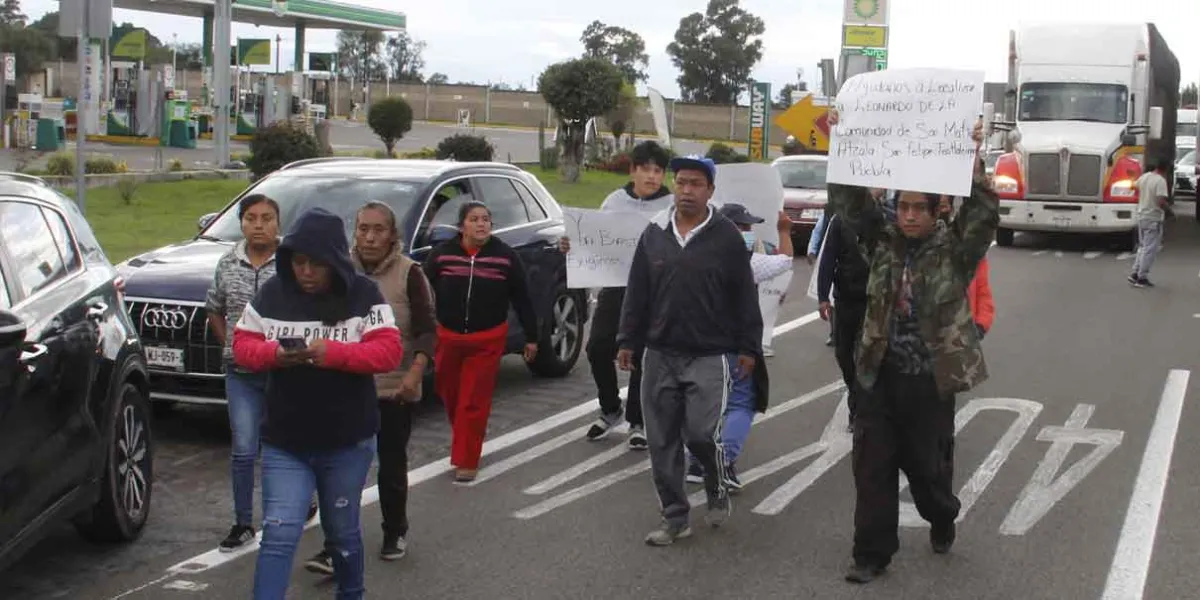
{"left": 844, "top": 0, "right": 887, "bottom": 25}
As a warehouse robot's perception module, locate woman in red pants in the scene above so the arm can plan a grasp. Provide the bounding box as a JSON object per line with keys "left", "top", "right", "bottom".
{"left": 423, "top": 200, "right": 539, "bottom": 482}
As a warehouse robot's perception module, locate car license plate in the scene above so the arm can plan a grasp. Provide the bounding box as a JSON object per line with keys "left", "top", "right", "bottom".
{"left": 801, "top": 209, "right": 822, "bottom": 221}
{"left": 146, "top": 346, "right": 185, "bottom": 371}
{"left": 1052, "top": 215, "right": 1073, "bottom": 229}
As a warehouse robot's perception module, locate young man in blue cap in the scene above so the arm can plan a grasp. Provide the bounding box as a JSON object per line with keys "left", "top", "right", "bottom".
{"left": 617, "top": 155, "right": 762, "bottom": 546}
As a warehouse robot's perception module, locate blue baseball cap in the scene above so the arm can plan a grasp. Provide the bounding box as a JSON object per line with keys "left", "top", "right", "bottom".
{"left": 668, "top": 154, "right": 717, "bottom": 185}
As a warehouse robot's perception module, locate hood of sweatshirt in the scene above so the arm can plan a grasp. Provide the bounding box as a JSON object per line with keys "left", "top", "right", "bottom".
{"left": 277, "top": 208, "right": 357, "bottom": 296}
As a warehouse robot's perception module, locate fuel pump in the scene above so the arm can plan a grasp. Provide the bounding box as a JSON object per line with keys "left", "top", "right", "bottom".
{"left": 236, "top": 74, "right": 266, "bottom": 136}
{"left": 107, "top": 62, "right": 139, "bottom": 136}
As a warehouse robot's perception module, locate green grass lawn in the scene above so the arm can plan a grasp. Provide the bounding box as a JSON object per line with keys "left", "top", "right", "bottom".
{"left": 82, "top": 167, "right": 633, "bottom": 262}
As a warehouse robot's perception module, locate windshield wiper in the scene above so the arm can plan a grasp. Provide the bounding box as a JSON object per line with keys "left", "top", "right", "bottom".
{"left": 196, "top": 234, "right": 226, "bottom": 242}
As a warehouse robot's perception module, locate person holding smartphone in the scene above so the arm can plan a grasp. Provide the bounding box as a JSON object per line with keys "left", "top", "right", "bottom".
{"left": 233, "top": 207, "right": 404, "bottom": 599}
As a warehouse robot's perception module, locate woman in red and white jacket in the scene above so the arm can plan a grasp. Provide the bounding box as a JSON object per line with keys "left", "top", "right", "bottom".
{"left": 232, "top": 207, "right": 403, "bottom": 600}
{"left": 940, "top": 196, "right": 995, "bottom": 338}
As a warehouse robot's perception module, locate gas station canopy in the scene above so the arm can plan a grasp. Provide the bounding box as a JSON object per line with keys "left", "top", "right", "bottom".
{"left": 112, "top": 0, "right": 406, "bottom": 31}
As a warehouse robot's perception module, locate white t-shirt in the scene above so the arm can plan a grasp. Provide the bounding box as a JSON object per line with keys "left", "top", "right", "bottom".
{"left": 1135, "top": 171, "right": 1168, "bottom": 222}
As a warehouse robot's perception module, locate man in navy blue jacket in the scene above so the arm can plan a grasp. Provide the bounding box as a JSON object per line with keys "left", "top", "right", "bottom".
{"left": 617, "top": 155, "right": 762, "bottom": 547}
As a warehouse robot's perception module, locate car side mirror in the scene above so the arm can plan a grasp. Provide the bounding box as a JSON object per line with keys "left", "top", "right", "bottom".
{"left": 0, "top": 309, "right": 26, "bottom": 350}
{"left": 428, "top": 224, "right": 459, "bottom": 245}
{"left": 197, "top": 213, "right": 218, "bottom": 231}
{"left": 1120, "top": 133, "right": 1137, "bottom": 147}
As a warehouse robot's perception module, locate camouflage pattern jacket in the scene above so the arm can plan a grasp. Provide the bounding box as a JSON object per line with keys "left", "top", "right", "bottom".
{"left": 826, "top": 164, "right": 999, "bottom": 396}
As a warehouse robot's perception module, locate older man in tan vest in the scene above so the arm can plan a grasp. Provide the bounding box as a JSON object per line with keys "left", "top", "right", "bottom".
{"left": 303, "top": 201, "right": 437, "bottom": 574}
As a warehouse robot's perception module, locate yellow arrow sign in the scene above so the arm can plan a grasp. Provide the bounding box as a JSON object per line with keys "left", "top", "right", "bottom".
{"left": 774, "top": 94, "right": 831, "bottom": 152}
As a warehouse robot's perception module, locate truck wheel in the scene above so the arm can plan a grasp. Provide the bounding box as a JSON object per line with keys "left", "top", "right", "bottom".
{"left": 75, "top": 382, "right": 153, "bottom": 543}
{"left": 995, "top": 228, "right": 1015, "bottom": 247}
{"left": 527, "top": 288, "right": 584, "bottom": 378}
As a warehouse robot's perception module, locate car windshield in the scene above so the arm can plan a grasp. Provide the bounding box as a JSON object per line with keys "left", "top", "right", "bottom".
{"left": 1178, "top": 150, "right": 1196, "bottom": 167}
{"left": 774, "top": 160, "right": 828, "bottom": 189}
{"left": 200, "top": 175, "right": 425, "bottom": 243}
{"left": 1018, "top": 83, "right": 1128, "bottom": 124}
{"left": 1176, "top": 122, "right": 1197, "bottom": 137}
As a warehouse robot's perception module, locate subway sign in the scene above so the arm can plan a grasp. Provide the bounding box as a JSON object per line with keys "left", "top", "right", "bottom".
{"left": 748, "top": 81, "right": 771, "bottom": 161}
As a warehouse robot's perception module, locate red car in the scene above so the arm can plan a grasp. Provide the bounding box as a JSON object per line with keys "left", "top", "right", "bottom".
{"left": 772, "top": 154, "right": 829, "bottom": 244}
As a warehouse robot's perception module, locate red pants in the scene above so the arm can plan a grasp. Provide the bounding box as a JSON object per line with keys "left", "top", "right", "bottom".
{"left": 435, "top": 324, "right": 507, "bottom": 470}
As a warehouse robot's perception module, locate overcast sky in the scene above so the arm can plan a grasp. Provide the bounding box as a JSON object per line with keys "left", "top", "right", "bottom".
{"left": 20, "top": 0, "right": 1199, "bottom": 100}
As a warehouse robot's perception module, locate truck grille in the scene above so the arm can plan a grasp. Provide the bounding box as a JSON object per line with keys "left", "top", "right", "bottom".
{"left": 126, "top": 300, "right": 224, "bottom": 375}
{"left": 1066, "top": 154, "right": 1102, "bottom": 197}
{"left": 1026, "top": 154, "right": 1062, "bottom": 195}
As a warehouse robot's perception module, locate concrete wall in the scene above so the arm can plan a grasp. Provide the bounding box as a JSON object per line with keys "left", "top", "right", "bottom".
{"left": 35, "top": 63, "right": 793, "bottom": 145}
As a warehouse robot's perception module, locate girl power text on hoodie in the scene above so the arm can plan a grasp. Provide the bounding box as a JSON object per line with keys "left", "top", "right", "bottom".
{"left": 233, "top": 209, "right": 404, "bottom": 453}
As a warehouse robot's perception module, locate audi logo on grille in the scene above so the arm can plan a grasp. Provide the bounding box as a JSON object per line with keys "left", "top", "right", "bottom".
{"left": 143, "top": 307, "right": 189, "bottom": 329}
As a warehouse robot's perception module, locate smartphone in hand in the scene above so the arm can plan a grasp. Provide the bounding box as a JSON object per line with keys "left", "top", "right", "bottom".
{"left": 278, "top": 337, "right": 307, "bottom": 351}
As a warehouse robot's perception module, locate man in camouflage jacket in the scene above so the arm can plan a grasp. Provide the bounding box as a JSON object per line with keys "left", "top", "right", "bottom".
{"left": 825, "top": 117, "right": 999, "bottom": 584}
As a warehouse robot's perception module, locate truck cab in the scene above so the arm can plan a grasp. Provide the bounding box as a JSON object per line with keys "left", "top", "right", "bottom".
{"left": 991, "top": 23, "right": 1179, "bottom": 247}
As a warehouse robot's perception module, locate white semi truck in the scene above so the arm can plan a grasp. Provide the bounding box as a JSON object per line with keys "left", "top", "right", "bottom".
{"left": 991, "top": 23, "right": 1180, "bottom": 247}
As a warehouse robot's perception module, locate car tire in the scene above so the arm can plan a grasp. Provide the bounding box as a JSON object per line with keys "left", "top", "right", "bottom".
{"left": 527, "top": 287, "right": 584, "bottom": 378}
{"left": 995, "top": 227, "right": 1014, "bottom": 247}
{"left": 75, "top": 381, "right": 153, "bottom": 543}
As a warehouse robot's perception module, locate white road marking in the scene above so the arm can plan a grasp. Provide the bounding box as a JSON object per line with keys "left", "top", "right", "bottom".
{"left": 128, "top": 311, "right": 822, "bottom": 590}
{"left": 1054, "top": 251, "right": 1064, "bottom": 258}
{"left": 1032, "top": 250, "right": 1047, "bottom": 257}
{"left": 749, "top": 397, "right": 852, "bottom": 515}
{"left": 1193, "top": 313, "right": 1200, "bottom": 319}
{"left": 1117, "top": 252, "right": 1134, "bottom": 261}
{"left": 161, "top": 580, "right": 209, "bottom": 592}
{"left": 898, "top": 397, "right": 1043, "bottom": 527}
{"left": 524, "top": 443, "right": 633, "bottom": 495}
{"left": 1000, "top": 403, "right": 1124, "bottom": 535}
{"left": 1101, "top": 369, "right": 1191, "bottom": 600}
{"left": 514, "top": 380, "right": 844, "bottom": 520}
{"left": 1083, "top": 251, "right": 1103, "bottom": 259}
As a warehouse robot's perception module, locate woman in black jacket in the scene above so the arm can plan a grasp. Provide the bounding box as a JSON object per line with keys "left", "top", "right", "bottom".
{"left": 423, "top": 200, "right": 539, "bottom": 482}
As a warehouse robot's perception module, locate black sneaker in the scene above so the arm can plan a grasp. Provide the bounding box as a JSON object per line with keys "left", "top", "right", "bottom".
{"left": 380, "top": 535, "right": 408, "bottom": 561}
{"left": 723, "top": 463, "right": 744, "bottom": 494}
{"left": 218, "top": 525, "right": 255, "bottom": 552}
{"left": 685, "top": 462, "right": 705, "bottom": 484}
{"left": 704, "top": 488, "right": 731, "bottom": 527}
{"left": 304, "top": 549, "right": 334, "bottom": 575}
{"left": 1135, "top": 277, "right": 1154, "bottom": 288}
{"left": 845, "top": 562, "right": 886, "bottom": 584}
{"left": 825, "top": 334, "right": 834, "bottom": 347}
{"left": 585, "top": 410, "right": 623, "bottom": 441}
{"left": 1127, "top": 273, "right": 1138, "bottom": 285}
{"left": 931, "top": 521, "right": 956, "bottom": 554}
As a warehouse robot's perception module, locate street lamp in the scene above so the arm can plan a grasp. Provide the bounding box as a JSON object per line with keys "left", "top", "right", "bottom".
{"left": 275, "top": 33, "right": 282, "bottom": 74}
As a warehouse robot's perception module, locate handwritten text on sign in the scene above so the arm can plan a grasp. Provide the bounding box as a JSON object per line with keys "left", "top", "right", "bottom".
{"left": 563, "top": 208, "right": 650, "bottom": 289}
{"left": 827, "top": 68, "right": 985, "bottom": 197}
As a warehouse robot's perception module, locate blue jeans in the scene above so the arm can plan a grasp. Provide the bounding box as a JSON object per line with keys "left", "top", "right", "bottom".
{"left": 253, "top": 437, "right": 376, "bottom": 600}
{"left": 687, "top": 354, "right": 756, "bottom": 467}
{"left": 226, "top": 370, "right": 267, "bottom": 527}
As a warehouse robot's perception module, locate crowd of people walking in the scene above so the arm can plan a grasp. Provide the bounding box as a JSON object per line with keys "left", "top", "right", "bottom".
{"left": 200, "top": 114, "right": 1003, "bottom": 595}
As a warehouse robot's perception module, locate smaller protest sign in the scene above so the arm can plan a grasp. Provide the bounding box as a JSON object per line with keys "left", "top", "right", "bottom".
{"left": 562, "top": 208, "right": 651, "bottom": 289}
{"left": 827, "top": 67, "right": 985, "bottom": 197}
{"left": 760, "top": 270, "right": 793, "bottom": 349}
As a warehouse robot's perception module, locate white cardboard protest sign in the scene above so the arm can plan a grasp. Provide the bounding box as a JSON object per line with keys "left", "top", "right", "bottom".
{"left": 711, "top": 163, "right": 785, "bottom": 249}
{"left": 563, "top": 208, "right": 651, "bottom": 289}
{"left": 827, "top": 68, "right": 985, "bottom": 198}
{"left": 759, "top": 270, "right": 793, "bottom": 349}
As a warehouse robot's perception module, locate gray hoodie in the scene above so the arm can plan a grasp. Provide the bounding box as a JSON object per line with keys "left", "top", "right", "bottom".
{"left": 599, "top": 182, "right": 675, "bottom": 214}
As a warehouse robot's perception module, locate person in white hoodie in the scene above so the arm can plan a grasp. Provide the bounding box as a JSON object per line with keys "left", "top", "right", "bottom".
{"left": 559, "top": 141, "right": 675, "bottom": 450}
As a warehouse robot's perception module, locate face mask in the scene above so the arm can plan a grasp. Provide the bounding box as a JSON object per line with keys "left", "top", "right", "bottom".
{"left": 742, "top": 231, "right": 756, "bottom": 250}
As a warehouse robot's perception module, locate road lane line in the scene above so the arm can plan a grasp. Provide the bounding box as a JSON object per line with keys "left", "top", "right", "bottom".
{"left": 524, "top": 442, "right": 632, "bottom": 495}
{"left": 1101, "top": 369, "right": 1191, "bottom": 600}
{"left": 518, "top": 380, "right": 844, "bottom": 520}
{"left": 137, "top": 311, "right": 820, "bottom": 585}
{"left": 1083, "top": 251, "right": 1103, "bottom": 259}
{"left": 1032, "top": 250, "right": 1047, "bottom": 256}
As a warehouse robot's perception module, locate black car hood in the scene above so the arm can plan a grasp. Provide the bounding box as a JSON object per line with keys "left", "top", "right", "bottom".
{"left": 117, "top": 238, "right": 235, "bottom": 302}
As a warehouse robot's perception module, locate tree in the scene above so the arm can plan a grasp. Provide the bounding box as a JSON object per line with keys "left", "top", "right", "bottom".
{"left": 538, "top": 57, "right": 624, "bottom": 182}
{"left": 606, "top": 81, "right": 640, "bottom": 147}
{"left": 427, "top": 72, "right": 449, "bottom": 85}
{"left": 1183, "top": 83, "right": 1198, "bottom": 107}
{"left": 580, "top": 20, "right": 649, "bottom": 83}
{"left": 0, "top": 24, "right": 54, "bottom": 78}
{"left": 666, "top": 0, "right": 765, "bottom": 104}
{"left": 336, "top": 30, "right": 386, "bottom": 82}
{"left": 776, "top": 83, "right": 805, "bottom": 108}
{"left": 0, "top": 0, "right": 25, "bottom": 26}
{"left": 367, "top": 97, "right": 414, "bottom": 156}
{"left": 385, "top": 31, "right": 425, "bottom": 82}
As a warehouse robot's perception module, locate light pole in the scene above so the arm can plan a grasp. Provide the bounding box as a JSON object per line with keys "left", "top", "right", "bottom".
{"left": 275, "top": 33, "right": 282, "bottom": 74}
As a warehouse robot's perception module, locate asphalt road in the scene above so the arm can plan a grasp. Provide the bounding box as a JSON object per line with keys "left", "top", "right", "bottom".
{"left": 0, "top": 121, "right": 760, "bottom": 172}
{"left": 3, "top": 209, "right": 1199, "bottom": 599}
